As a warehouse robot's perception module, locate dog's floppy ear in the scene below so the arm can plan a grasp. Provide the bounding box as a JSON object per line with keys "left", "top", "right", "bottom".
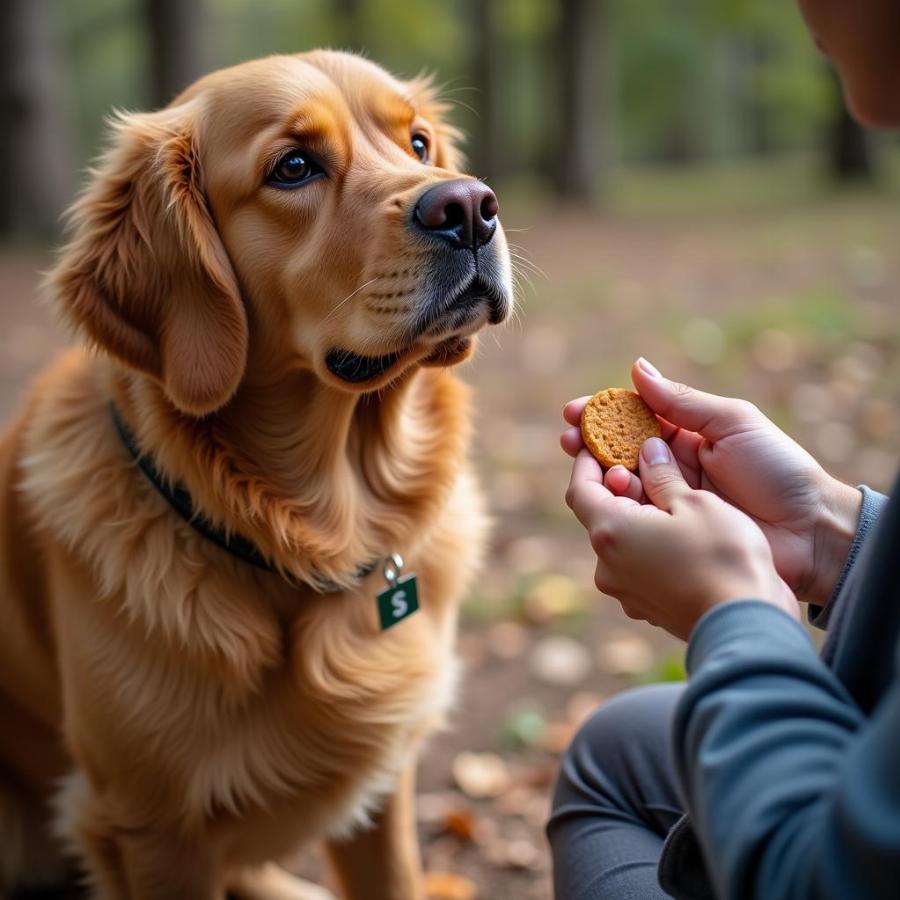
{"left": 407, "top": 76, "right": 465, "bottom": 172}
{"left": 49, "top": 101, "right": 247, "bottom": 416}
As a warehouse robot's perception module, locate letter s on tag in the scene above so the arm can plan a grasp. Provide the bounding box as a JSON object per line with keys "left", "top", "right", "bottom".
{"left": 391, "top": 590, "right": 408, "bottom": 619}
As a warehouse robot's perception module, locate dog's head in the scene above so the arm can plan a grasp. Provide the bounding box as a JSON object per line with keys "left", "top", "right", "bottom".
{"left": 51, "top": 51, "right": 513, "bottom": 414}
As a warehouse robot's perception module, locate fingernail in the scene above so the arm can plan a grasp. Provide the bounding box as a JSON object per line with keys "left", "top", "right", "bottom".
{"left": 637, "top": 357, "right": 662, "bottom": 378}
{"left": 642, "top": 437, "right": 671, "bottom": 466}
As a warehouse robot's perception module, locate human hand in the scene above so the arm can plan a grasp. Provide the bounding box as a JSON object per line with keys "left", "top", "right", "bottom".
{"left": 565, "top": 439, "right": 799, "bottom": 641}
{"left": 561, "top": 359, "right": 861, "bottom": 606}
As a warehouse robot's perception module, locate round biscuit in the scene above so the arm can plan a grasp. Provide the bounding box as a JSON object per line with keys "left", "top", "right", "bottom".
{"left": 580, "top": 388, "right": 662, "bottom": 471}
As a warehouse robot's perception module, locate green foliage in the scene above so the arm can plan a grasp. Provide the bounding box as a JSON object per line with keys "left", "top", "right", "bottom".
{"left": 726, "top": 286, "right": 855, "bottom": 347}
{"left": 500, "top": 703, "right": 547, "bottom": 750}
{"left": 60, "top": 0, "right": 147, "bottom": 160}
{"left": 56, "top": 0, "right": 864, "bottom": 189}
{"left": 630, "top": 651, "right": 686, "bottom": 686}
{"left": 615, "top": 0, "right": 832, "bottom": 161}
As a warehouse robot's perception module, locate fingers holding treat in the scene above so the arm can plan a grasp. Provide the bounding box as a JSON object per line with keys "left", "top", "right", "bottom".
{"left": 563, "top": 385, "right": 693, "bottom": 497}
{"left": 560, "top": 425, "right": 585, "bottom": 457}
{"left": 563, "top": 396, "right": 593, "bottom": 427}
{"left": 604, "top": 465, "right": 644, "bottom": 502}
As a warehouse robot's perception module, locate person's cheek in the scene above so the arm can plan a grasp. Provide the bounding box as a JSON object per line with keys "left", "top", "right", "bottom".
{"left": 842, "top": 68, "right": 900, "bottom": 129}
{"left": 795, "top": 0, "right": 836, "bottom": 53}
{"left": 799, "top": 0, "right": 900, "bottom": 129}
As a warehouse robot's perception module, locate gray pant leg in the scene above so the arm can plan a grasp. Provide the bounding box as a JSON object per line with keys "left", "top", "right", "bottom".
{"left": 547, "top": 683, "right": 686, "bottom": 900}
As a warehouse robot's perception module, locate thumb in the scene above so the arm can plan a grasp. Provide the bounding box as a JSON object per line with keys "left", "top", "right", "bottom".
{"left": 639, "top": 437, "right": 691, "bottom": 512}
{"left": 631, "top": 357, "right": 759, "bottom": 442}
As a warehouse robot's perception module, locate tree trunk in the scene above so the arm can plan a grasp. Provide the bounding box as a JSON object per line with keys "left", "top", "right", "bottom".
{"left": 0, "top": 0, "right": 75, "bottom": 237}
{"left": 742, "top": 36, "right": 773, "bottom": 156}
{"left": 334, "top": 0, "right": 363, "bottom": 52}
{"left": 145, "top": 0, "right": 210, "bottom": 108}
{"left": 469, "top": 0, "right": 503, "bottom": 182}
{"left": 555, "top": 0, "right": 610, "bottom": 203}
{"left": 830, "top": 95, "right": 873, "bottom": 182}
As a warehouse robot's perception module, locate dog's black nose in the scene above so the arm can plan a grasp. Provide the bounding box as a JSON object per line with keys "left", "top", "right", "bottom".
{"left": 413, "top": 179, "right": 498, "bottom": 250}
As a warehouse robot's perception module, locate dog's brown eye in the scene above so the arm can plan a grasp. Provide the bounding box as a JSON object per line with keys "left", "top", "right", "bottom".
{"left": 269, "top": 150, "right": 323, "bottom": 188}
{"left": 411, "top": 134, "right": 429, "bottom": 164}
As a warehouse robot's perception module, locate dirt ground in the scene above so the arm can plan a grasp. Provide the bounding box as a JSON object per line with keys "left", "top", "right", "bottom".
{"left": 3, "top": 188, "right": 899, "bottom": 899}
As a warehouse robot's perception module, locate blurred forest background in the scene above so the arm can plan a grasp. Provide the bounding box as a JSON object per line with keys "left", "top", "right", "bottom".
{"left": 2, "top": 3, "right": 900, "bottom": 899}
{"left": 2, "top": 0, "right": 898, "bottom": 233}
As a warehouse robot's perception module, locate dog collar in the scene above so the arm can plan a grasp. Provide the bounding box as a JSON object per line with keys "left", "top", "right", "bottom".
{"left": 110, "top": 403, "right": 378, "bottom": 592}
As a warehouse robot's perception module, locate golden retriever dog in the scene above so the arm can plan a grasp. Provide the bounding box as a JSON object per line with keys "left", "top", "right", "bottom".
{"left": 0, "top": 50, "right": 512, "bottom": 899}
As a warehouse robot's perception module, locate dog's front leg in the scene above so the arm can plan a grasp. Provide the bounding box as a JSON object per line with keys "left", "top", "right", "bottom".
{"left": 325, "top": 764, "right": 423, "bottom": 900}
{"left": 63, "top": 774, "right": 222, "bottom": 900}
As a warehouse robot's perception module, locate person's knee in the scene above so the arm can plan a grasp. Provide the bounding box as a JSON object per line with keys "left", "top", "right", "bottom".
{"left": 550, "top": 683, "right": 683, "bottom": 820}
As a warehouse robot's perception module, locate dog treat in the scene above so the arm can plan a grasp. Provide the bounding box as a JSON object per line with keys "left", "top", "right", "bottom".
{"left": 580, "top": 388, "right": 661, "bottom": 471}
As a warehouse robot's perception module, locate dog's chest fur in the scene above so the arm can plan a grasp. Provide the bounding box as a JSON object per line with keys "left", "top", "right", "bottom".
{"left": 15, "top": 352, "right": 483, "bottom": 850}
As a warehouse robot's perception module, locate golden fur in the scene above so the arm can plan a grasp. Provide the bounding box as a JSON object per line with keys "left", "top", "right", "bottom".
{"left": 0, "top": 51, "right": 511, "bottom": 899}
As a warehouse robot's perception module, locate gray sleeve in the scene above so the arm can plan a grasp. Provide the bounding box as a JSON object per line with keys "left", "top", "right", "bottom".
{"left": 808, "top": 485, "right": 887, "bottom": 630}
{"left": 673, "top": 600, "right": 900, "bottom": 899}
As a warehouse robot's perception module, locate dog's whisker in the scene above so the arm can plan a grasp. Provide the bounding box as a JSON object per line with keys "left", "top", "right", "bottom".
{"left": 510, "top": 261, "right": 539, "bottom": 289}
{"left": 440, "top": 97, "right": 480, "bottom": 118}
{"left": 507, "top": 243, "right": 539, "bottom": 260}
{"left": 510, "top": 258, "right": 542, "bottom": 280}
{"left": 509, "top": 245, "right": 538, "bottom": 268}
{"left": 323, "top": 277, "right": 380, "bottom": 325}
{"left": 508, "top": 252, "right": 545, "bottom": 280}
{"left": 511, "top": 259, "right": 538, "bottom": 282}
{"left": 433, "top": 77, "right": 477, "bottom": 93}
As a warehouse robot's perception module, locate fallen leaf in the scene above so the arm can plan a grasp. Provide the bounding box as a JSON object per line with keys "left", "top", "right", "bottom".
{"left": 487, "top": 621, "right": 530, "bottom": 659}
{"left": 484, "top": 837, "right": 543, "bottom": 871}
{"left": 530, "top": 636, "right": 592, "bottom": 686}
{"left": 442, "top": 807, "right": 479, "bottom": 842}
{"left": 424, "top": 871, "right": 478, "bottom": 900}
{"left": 597, "top": 633, "right": 655, "bottom": 675}
{"left": 523, "top": 574, "right": 586, "bottom": 623}
{"left": 505, "top": 838, "right": 542, "bottom": 870}
{"left": 453, "top": 752, "right": 510, "bottom": 800}
{"left": 836, "top": 342, "right": 882, "bottom": 384}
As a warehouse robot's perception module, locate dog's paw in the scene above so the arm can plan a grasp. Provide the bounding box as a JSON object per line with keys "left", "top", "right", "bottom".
{"left": 227, "top": 863, "right": 337, "bottom": 900}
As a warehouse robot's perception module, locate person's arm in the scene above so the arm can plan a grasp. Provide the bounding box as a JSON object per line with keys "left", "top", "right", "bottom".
{"left": 807, "top": 485, "right": 887, "bottom": 629}
{"left": 672, "top": 600, "right": 900, "bottom": 899}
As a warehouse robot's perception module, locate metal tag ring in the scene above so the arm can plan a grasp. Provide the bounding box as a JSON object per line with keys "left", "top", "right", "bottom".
{"left": 382, "top": 553, "right": 404, "bottom": 587}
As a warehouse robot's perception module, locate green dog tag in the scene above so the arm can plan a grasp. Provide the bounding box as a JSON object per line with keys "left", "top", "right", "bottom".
{"left": 377, "top": 573, "right": 419, "bottom": 631}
